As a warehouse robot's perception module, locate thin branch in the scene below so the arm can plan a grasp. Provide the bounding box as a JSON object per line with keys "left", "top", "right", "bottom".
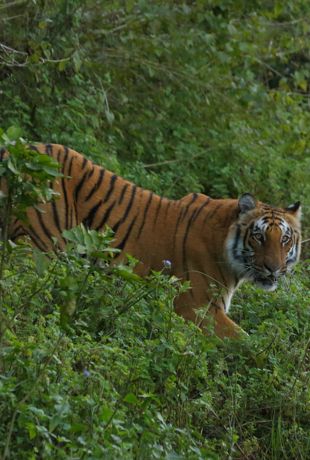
{"left": 0, "top": 14, "right": 26, "bottom": 21}
{"left": 253, "top": 56, "right": 285, "bottom": 79}
{"left": 144, "top": 153, "right": 204, "bottom": 169}
{"left": 0, "top": 43, "right": 27, "bottom": 55}
{"left": 0, "top": 0, "right": 26, "bottom": 10}
{"left": 0, "top": 52, "right": 71, "bottom": 68}
{"left": 144, "top": 158, "right": 188, "bottom": 169}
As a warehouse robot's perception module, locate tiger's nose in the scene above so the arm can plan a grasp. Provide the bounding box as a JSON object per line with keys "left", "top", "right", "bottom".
{"left": 263, "top": 263, "right": 281, "bottom": 278}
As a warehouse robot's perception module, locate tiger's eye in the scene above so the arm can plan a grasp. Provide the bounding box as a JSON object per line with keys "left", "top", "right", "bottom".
{"left": 253, "top": 232, "right": 264, "bottom": 243}
{"left": 281, "top": 235, "right": 291, "bottom": 244}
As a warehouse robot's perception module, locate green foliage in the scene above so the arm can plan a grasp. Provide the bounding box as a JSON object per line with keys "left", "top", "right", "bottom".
{"left": 0, "top": 139, "right": 308, "bottom": 458}
{"left": 0, "top": 131, "right": 61, "bottom": 225}
{"left": 0, "top": 231, "right": 309, "bottom": 459}
{"left": 0, "top": 1, "right": 310, "bottom": 458}
{"left": 0, "top": 0, "right": 310, "bottom": 228}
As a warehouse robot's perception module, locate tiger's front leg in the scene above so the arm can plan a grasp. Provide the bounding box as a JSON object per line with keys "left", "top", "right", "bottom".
{"left": 175, "top": 299, "right": 245, "bottom": 339}
{"left": 209, "top": 306, "right": 245, "bottom": 339}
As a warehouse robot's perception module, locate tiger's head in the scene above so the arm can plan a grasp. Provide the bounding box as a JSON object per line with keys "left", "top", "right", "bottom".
{"left": 226, "top": 193, "right": 302, "bottom": 291}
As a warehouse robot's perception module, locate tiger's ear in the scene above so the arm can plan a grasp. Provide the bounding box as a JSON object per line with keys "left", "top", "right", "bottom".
{"left": 238, "top": 193, "right": 256, "bottom": 214}
{"left": 285, "top": 201, "right": 302, "bottom": 219}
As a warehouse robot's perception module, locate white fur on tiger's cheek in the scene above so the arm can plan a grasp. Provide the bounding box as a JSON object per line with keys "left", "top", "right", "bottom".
{"left": 286, "top": 244, "right": 298, "bottom": 267}
{"left": 225, "top": 236, "right": 241, "bottom": 274}
{"left": 225, "top": 228, "right": 252, "bottom": 279}
{"left": 223, "top": 289, "right": 235, "bottom": 312}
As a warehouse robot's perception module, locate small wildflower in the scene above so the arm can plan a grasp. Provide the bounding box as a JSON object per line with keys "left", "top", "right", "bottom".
{"left": 163, "top": 259, "right": 172, "bottom": 270}
{"left": 83, "top": 369, "right": 91, "bottom": 377}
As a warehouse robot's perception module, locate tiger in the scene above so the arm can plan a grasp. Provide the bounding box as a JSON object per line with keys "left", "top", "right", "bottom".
{"left": 0, "top": 143, "right": 302, "bottom": 338}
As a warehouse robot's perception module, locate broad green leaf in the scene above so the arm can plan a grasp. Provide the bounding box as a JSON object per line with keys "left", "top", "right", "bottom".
{"left": 123, "top": 392, "right": 139, "bottom": 404}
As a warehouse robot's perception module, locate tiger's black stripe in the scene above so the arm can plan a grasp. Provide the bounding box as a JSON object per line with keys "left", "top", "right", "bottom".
{"left": 74, "top": 171, "right": 88, "bottom": 202}
{"left": 203, "top": 203, "right": 222, "bottom": 224}
{"left": 63, "top": 145, "right": 69, "bottom": 158}
{"left": 35, "top": 209, "right": 54, "bottom": 245}
{"left": 51, "top": 200, "right": 62, "bottom": 237}
{"left": 95, "top": 200, "right": 116, "bottom": 231}
{"left": 85, "top": 168, "right": 105, "bottom": 202}
{"left": 45, "top": 144, "right": 53, "bottom": 155}
{"left": 11, "top": 230, "right": 25, "bottom": 240}
{"left": 115, "top": 215, "right": 137, "bottom": 251}
{"left": 136, "top": 191, "right": 153, "bottom": 239}
{"left": 28, "top": 224, "right": 48, "bottom": 251}
{"left": 182, "top": 207, "right": 202, "bottom": 278}
{"left": 164, "top": 200, "right": 171, "bottom": 218}
{"left": 192, "top": 197, "right": 211, "bottom": 222}
{"left": 61, "top": 177, "right": 69, "bottom": 229}
{"left": 181, "top": 193, "right": 198, "bottom": 222}
{"left": 113, "top": 185, "right": 137, "bottom": 234}
{"left": 10, "top": 225, "right": 25, "bottom": 240}
{"left": 153, "top": 197, "right": 163, "bottom": 226}
{"left": 287, "top": 234, "right": 299, "bottom": 264}
{"left": 60, "top": 147, "right": 72, "bottom": 229}
{"left": 172, "top": 204, "right": 184, "bottom": 252}
{"left": 83, "top": 201, "right": 103, "bottom": 228}
{"left": 82, "top": 157, "right": 88, "bottom": 169}
{"left": 87, "top": 166, "right": 95, "bottom": 180}
{"left": 118, "top": 184, "right": 129, "bottom": 205}
{"left": 103, "top": 174, "right": 117, "bottom": 204}
{"left": 243, "top": 222, "right": 254, "bottom": 248}
{"left": 173, "top": 195, "right": 200, "bottom": 254}
{"left": 56, "top": 149, "right": 62, "bottom": 164}
{"left": 67, "top": 155, "right": 74, "bottom": 177}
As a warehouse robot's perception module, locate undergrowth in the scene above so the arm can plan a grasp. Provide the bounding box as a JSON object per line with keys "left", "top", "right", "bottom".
{"left": 0, "top": 233, "right": 309, "bottom": 459}
{"left": 0, "top": 129, "right": 309, "bottom": 460}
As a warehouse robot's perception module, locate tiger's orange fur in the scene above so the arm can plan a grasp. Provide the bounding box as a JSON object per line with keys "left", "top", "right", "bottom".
{"left": 2, "top": 144, "right": 302, "bottom": 338}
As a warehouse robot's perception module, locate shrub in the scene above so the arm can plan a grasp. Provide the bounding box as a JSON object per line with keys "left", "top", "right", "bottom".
{"left": 0, "top": 133, "right": 309, "bottom": 459}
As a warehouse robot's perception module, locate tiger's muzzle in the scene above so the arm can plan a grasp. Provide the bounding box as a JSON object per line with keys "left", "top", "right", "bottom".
{"left": 254, "top": 265, "right": 285, "bottom": 291}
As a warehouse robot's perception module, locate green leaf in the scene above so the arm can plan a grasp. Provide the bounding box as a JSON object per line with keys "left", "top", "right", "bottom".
{"left": 6, "top": 126, "right": 23, "bottom": 141}
{"left": 7, "top": 158, "right": 19, "bottom": 174}
{"left": 25, "top": 162, "right": 41, "bottom": 171}
{"left": 123, "top": 392, "right": 139, "bottom": 404}
{"left": 114, "top": 266, "right": 142, "bottom": 282}
{"left": 100, "top": 406, "right": 114, "bottom": 423}
{"left": 33, "top": 249, "right": 49, "bottom": 276}
{"left": 42, "top": 166, "right": 61, "bottom": 176}
{"left": 26, "top": 422, "right": 37, "bottom": 440}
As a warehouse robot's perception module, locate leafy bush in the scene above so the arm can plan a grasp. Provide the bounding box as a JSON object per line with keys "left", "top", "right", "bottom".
{"left": 0, "top": 0, "right": 310, "bottom": 457}
{"left": 1, "top": 1, "right": 310, "bottom": 229}
{"left": 0, "top": 230, "right": 309, "bottom": 459}
{"left": 0, "top": 134, "right": 309, "bottom": 459}
{"left": 0, "top": 231, "right": 309, "bottom": 459}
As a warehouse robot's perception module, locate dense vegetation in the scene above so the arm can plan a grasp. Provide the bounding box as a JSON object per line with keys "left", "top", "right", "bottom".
{"left": 0, "top": 1, "right": 309, "bottom": 459}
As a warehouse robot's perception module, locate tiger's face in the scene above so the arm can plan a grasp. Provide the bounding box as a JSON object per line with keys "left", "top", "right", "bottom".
{"left": 227, "top": 194, "right": 302, "bottom": 291}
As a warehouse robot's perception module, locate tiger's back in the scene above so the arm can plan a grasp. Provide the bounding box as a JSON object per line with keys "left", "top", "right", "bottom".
{"left": 5, "top": 144, "right": 302, "bottom": 338}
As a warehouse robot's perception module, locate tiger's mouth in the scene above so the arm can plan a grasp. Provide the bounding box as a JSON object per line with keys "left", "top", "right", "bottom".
{"left": 254, "top": 275, "right": 278, "bottom": 292}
